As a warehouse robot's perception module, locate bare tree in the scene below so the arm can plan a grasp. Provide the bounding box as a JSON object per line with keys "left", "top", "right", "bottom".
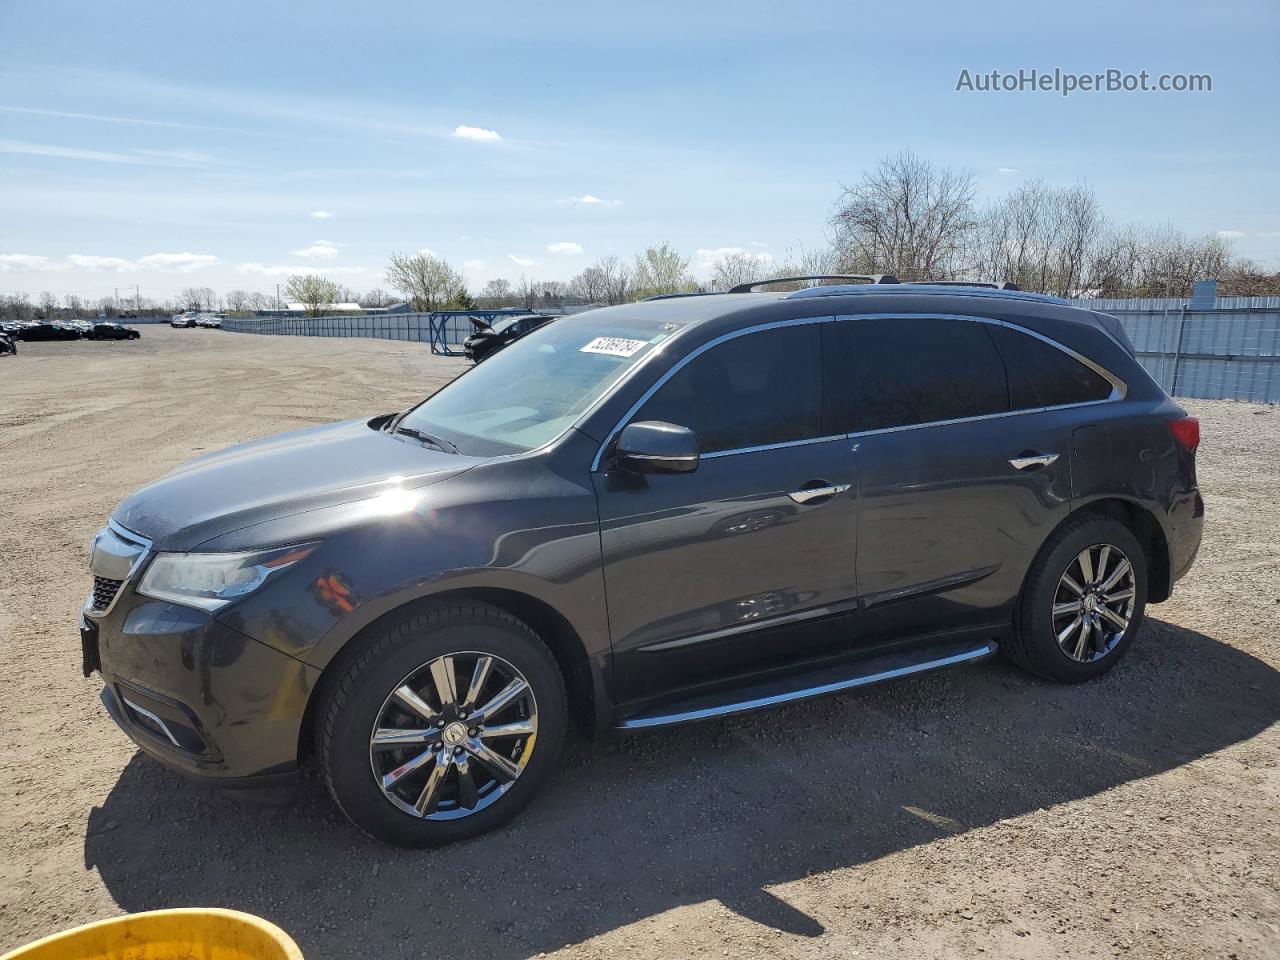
{"left": 284, "top": 274, "right": 341, "bottom": 317}
{"left": 481, "top": 278, "right": 512, "bottom": 301}
{"left": 595, "top": 256, "right": 632, "bottom": 304}
{"left": 632, "top": 243, "right": 694, "bottom": 299}
{"left": 384, "top": 251, "right": 464, "bottom": 311}
{"left": 515, "top": 275, "right": 538, "bottom": 309}
{"left": 360, "top": 288, "right": 393, "bottom": 307}
{"left": 63, "top": 294, "right": 84, "bottom": 318}
{"left": 830, "top": 150, "right": 977, "bottom": 279}
{"left": 709, "top": 252, "right": 771, "bottom": 291}
{"left": 568, "top": 266, "right": 608, "bottom": 302}
{"left": 225, "top": 289, "right": 252, "bottom": 312}
{"left": 37, "top": 291, "right": 58, "bottom": 317}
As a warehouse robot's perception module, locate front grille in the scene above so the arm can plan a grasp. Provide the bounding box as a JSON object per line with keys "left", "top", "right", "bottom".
{"left": 91, "top": 575, "right": 123, "bottom": 611}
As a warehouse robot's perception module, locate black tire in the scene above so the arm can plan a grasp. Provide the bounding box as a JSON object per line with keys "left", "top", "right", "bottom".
{"left": 317, "top": 601, "right": 567, "bottom": 847}
{"left": 1008, "top": 514, "right": 1148, "bottom": 683}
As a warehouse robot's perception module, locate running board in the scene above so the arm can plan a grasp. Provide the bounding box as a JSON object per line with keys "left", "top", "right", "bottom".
{"left": 615, "top": 639, "right": 997, "bottom": 730}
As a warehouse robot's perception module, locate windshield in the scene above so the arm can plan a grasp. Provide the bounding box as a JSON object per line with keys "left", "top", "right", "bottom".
{"left": 489, "top": 316, "right": 521, "bottom": 334}
{"left": 398, "top": 313, "right": 679, "bottom": 456}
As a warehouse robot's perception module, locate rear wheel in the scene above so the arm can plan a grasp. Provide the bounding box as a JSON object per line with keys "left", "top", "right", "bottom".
{"left": 1009, "top": 515, "right": 1148, "bottom": 683}
{"left": 317, "top": 602, "right": 566, "bottom": 847}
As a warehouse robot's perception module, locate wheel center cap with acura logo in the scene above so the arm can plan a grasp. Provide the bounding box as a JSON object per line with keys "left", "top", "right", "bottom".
{"left": 442, "top": 721, "right": 469, "bottom": 746}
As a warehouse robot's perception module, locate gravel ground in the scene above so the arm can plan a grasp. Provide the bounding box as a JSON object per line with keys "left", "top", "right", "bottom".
{"left": 1, "top": 326, "right": 1277, "bottom": 960}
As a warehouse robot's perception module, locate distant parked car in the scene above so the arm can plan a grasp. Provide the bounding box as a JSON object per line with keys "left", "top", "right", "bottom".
{"left": 0, "top": 333, "right": 15, "bottom": 356}
{"left": 88, "top": 322, "right": 141, "bottom": 341}
{"left": 19, "top": 321, "right": 80, "bottom": 341}
{"left": 196, "top": 315, "right": 224, "bottom": 329}
{"left": 171, "top": 313, "right": 197, "bottom": 328}
{"left": 463, "top": 313, "right": 557, "bottom": 362}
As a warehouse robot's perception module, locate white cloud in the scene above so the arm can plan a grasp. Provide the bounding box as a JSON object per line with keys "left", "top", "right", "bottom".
{"left": 694, "top": 247, "right": 775, "bottom": 272}
{"left": 0, "top": 139, "right": 217, "bottom": 167}
{"left": 996, "top": 167, "right": 1020, "bottom": 175}
{"left": 135, "top": 252, "right": 220, "bottom": 272}
{"left": 0, "top": 253, "right": 66, "bottom": 272}
{"left": 291, "top": 241, "right": 340, "bottom": 260}
{"left": 463, "top": 259, "right": 486, "bottom": 271}
{"left": 507, "top": 254, "right": 537, "bottom": 268}
{"left": 547, "top": 241, "right": 584, "bottom": 255}
{"left": 310, "top": 210, "right": 334, "bottom": 219}
{"left": 565, "top": 194, "right": 622, "bottom": 206}
{"left": 237, "top": 262, "right": 366, "bottom": 277}
{"left": 67, "top": 254, "right": 136, "bottom": 271}
{"left": 1216, "top": 229, "right": 1246, "bottom": 239}
{"left": 454, "top": 125, "right": 501, "bottom": 142}
{"left": 749, "top": 241, "right": 768, "bottom": 247}
{"left": 1, "top": 251, "right": 217, "bottom": 273}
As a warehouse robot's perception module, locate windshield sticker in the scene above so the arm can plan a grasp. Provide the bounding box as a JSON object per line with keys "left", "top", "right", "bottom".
{"left": 580, "top": 337, "right": 648, "bottom": 357}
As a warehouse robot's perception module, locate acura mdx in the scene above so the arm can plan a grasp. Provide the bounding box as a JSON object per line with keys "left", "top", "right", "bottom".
{"left": 81, "top": 278, "right": 1204, "bottom": 846}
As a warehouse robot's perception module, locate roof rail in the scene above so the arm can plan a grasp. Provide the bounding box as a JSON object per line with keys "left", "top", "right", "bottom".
{"left": 785, "top": 284, "right": 1067, "bottom": 305}
{"left": 903, "top": 280, "right": 1021, "bottom": 291}
{"left": 641, "top": 291, "right": 722, "bottom": 301}
{"left": 728, "top": 274, "right": 898, "bottom": 294}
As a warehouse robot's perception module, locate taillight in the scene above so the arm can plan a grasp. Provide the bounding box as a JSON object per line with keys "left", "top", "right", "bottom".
{"left": 1168, "top": 416, "right": 1200, "bottom": 453}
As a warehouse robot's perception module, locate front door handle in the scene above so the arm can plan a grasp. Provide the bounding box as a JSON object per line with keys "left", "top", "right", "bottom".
{"left": 788, "top": 482, "right": 851, "bottom": 504}
{"left": 1008, "top": 453, "right": 1060, "bottom": 471}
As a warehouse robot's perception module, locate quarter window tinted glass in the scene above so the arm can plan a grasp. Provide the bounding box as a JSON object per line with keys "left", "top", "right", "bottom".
{"left": 986, "top": 325, "right": 1113, "bottom": 407}
{"left": 825, "top": 317, "right": 1010, "bottom": 432}
{"left": 636, "top": 325, "right": 822, "bottom": 453}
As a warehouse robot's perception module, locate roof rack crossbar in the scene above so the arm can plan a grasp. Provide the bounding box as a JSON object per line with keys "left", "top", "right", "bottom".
{"left": 728, "top": 274, "right": 899, "bottom": 294}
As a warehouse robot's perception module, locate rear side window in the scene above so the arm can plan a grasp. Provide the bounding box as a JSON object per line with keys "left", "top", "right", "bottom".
{"left": 636, "top": 325, "right": 822, "bottom": 454}
{"left": 985, "top": 325, "right": 1114, "bottom": 408}
{"left": 824, "top": 317, "right": 1010, "bottom": 432}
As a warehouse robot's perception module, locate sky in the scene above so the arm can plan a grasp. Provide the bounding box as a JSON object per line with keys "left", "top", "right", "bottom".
{"left": 1, "top": 0, "right": 1277, "bottom": 304}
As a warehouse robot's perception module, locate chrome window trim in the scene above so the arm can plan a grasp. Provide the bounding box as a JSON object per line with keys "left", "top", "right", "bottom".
{"left": 589, "top": 311, "right": 1128, "bottom": 471}
{"left": 590, "top": 315, "right": 835, "bottom": 472}
{"left": 700, "top": 434, "right": 845, "bottom": 460}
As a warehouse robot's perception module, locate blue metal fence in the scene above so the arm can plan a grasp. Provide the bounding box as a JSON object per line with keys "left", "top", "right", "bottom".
{"left": 221, "top": 310, "right": 534, "bottom": 356}
{"left": 221, "top": 301, "right": 1280, "bottom": 403}
{"left": 1070, "top": 300, "right": 1280, "bottom": 404}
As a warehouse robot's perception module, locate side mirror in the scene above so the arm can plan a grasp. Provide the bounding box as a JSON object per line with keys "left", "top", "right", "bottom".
{"left": 616, "top": 421, "right": 699, "bottom": 474}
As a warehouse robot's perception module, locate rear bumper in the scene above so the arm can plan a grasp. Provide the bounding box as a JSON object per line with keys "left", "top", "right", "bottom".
{"left": 83, "top": 594, "right": 321, "bottom": 785}
{"left": 1169, "top": 489, "right": 1205, "bottom": 587}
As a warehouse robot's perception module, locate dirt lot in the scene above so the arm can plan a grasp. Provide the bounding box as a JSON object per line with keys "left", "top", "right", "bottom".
{"left": 1, "top": 326, "right": 1277, "bottom": 959}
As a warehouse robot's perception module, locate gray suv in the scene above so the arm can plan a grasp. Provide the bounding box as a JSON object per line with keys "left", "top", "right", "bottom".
{"left": 81, "top": 279, "right": 1203, "bottom": 846}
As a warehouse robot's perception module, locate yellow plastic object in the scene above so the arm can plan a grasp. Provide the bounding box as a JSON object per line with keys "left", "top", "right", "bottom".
{"left": 0, "top": 909, "right": 303, "bottom": 960}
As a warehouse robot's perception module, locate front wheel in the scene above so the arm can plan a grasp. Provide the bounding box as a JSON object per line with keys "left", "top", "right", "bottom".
{"left": 317, "top": 602, "right": 567, "bottom": 847}
{"left": 1009, "top": 515, "right": 1148, "bottom": 683}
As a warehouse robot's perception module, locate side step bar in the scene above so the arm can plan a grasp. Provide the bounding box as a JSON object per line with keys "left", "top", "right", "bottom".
{"left": 616, "top": 639, "right": 997, "bottom": 731}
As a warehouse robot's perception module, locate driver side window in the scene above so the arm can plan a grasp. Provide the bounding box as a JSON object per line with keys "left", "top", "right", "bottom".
{"left": 635, "top": 324, "right": 822, "bottom": 454}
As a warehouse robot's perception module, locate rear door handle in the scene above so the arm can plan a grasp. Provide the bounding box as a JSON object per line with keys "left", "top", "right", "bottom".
{"left": 1008, "top": 453, "right": 1060, "bottom": 470}
{"left": 788, "top": 482, "right": 851, "bottom": 504}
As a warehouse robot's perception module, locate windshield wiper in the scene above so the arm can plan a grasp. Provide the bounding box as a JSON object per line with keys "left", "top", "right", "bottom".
{"left": 392, "top": 425, "right": 458, "bottom": 454}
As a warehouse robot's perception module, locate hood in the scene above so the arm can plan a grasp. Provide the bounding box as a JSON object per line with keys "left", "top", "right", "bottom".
{"left": 114, "top": 417, "right": 477, "bottom": 550}
{"left": 468, "top": 316, "right": 494, "bottom": 332}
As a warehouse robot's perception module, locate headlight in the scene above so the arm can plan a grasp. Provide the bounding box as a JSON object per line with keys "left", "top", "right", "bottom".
{"left": 137, "top": 542, "right": 320, "bottom": 612}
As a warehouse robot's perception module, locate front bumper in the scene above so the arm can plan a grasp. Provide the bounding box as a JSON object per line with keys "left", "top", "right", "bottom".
{"left": 82, "top": 586, "right": 321, "bottom": 786}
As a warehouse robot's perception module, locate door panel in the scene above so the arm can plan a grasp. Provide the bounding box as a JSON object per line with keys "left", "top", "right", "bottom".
{"left": 594, "top": 440, "right": 859, "bottom": 705}
{"left": 853, "top": 414, "right": 1071, "bottom": 644}
{"left": 824, "top": 314, "right": 1076, "bottom": 645}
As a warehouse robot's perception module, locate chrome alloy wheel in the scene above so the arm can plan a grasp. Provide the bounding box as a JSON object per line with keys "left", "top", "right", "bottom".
{"left": 369, "top": 652, "right": 538, "bottom": 820}
{"left": 1051, "top": 543, "right": 1136, "bottom": 663}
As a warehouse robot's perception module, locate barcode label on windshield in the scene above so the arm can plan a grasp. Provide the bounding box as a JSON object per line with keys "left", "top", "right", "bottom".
{"left": 580, "top": 337, "right": 648, "bottom": 357}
